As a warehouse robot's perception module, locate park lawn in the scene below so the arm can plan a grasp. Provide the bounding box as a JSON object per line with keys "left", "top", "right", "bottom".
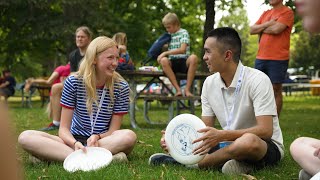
{"left": 8, "top": 96, "right": 320, "bottom": 179}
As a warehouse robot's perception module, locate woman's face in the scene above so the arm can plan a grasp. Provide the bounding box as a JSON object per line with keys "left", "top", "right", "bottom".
{"left": 95, "top": 46, "right": 119, "bottom": 78}
{"left": 296, "top": 0, "right": 320, "bottom": 33}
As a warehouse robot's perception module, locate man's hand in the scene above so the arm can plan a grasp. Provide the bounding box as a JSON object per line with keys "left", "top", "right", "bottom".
{"left": 193, "top": 127, "right": 221, "bottom": 155}
{"left": 160, "top": 130, "right": 168, "bottom": 152}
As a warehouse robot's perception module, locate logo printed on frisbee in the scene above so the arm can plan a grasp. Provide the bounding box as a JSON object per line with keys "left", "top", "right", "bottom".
{"left": 165, "top": 114, "right": 206, "bottom": 165}
{"left": 171, "top": 123, "right": 201, "bottom": 156}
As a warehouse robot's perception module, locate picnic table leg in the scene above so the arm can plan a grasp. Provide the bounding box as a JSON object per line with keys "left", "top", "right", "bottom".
{"left": 128, "top": 78, "right": 138, "bottom": 129}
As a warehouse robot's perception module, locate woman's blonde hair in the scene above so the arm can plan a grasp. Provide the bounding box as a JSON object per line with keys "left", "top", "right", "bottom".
{"left": 77, "top": 36, "right": 125, "bottom": 114}
{"left": 112, "top": 32, "right": 127, "bottom": 46}
{"left": 162, "top": 12, "right": 180, "bottom": 26}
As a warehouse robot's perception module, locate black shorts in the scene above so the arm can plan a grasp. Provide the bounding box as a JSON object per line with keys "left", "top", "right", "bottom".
{"left": 171, "top": 58, "right": 188, "bottom": 74}
{"left": 244, "top": 139, "right": 281, "bottom": 169}
{"left": 73, "top": 135, "right": 90, "bottom": 146}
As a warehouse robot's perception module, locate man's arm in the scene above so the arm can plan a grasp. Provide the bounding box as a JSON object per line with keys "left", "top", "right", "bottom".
{"left": 263, "top": 21, "right": 287, "bottom": 34}
{"left": 220, "top": 115, "right": 273, "bottom": 141}
{"left": 250, "top": 19, "right": 277, "bottom": 35}
{"left": 202, "top": 116, "right": 215, "bottom": 127}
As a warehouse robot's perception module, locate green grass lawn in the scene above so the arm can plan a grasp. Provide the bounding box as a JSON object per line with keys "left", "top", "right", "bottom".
{"left": 7, "top": 95, "right": 320, "bottom": 179}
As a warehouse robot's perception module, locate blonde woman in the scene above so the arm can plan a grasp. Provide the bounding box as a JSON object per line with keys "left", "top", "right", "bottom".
{"left": 18, "top": 36, "right": 136, "bottom": 163}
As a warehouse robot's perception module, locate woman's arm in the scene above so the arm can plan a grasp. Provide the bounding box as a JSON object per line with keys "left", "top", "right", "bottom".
{"left": 59, "top": 107, "right": 85, "bottom": 151}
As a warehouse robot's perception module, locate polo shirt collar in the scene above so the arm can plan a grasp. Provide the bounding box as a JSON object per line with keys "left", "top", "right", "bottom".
{"left": 219, "top": 61, "right": 244, "bottom": 89}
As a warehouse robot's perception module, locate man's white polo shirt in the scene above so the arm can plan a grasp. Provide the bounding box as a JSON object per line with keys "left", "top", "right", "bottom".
{"left": 201, "top": 61, "right": 284, "bottom": 158}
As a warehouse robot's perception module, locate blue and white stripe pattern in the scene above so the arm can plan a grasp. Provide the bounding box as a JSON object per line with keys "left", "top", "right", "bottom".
{"left": 60, "top": 75, "right": 129, "bottom": 136}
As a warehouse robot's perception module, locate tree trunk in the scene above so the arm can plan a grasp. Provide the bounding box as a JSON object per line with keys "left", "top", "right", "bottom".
{"left": 202, "top": 0, "right": 215, "bottom": 72}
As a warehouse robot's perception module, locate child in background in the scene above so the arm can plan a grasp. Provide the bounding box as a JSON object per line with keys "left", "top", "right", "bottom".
{"left": 157, "top": 12, "right": 198, "bottom": 97}
{"left": 112, "top": 32, "right": 134, "bottom": 71}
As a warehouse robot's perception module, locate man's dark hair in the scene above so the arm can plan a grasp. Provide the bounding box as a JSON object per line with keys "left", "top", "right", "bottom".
{"left": 207, "top": 27, "right": 242, "bottom": 62}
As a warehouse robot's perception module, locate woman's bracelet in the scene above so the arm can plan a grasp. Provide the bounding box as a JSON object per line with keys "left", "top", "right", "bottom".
{"left": 74, "top": 141, "right": 79, "bottom": 145}
{"left": 97, "top": 134, "right": 101, "bottom": 139}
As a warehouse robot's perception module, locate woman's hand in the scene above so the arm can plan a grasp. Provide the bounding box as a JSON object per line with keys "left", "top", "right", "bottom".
{"left": 74, "top": 141, "right": 86, "bottom": 153}
{"left": 160, "top": 130, "right": 168, "bottom": 152}
{"left": 87, "top": 134, "right": 100, "bottom": 147}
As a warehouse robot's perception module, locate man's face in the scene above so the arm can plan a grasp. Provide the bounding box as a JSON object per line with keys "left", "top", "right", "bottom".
{"left": 76, "top": 30, "right": 91, "bottom": 49}
{"left": 203, "top": 37, "right": 225, "bottom": 73}
{"left": 296, "top": 0, "right": 320, "bottom": 33}
{"left": 163, "top": 23, "right": 179, "bottom": 34}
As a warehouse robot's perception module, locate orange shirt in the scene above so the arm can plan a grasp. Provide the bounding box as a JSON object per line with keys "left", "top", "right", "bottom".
{"left": 255, "top": 6, "right": 294, "bottom": 60}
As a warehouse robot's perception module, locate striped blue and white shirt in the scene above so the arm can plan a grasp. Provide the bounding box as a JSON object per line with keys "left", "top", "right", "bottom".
{"left": 60, "top": 75, "right": 129, "bottom": 136}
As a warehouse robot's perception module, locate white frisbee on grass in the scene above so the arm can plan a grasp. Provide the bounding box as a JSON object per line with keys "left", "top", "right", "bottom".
{"left": 311, "top": 171, "right": 320, "bottom": 180}
{"left": 63, "top": 147, "right": 112, "bottom": 172}
{"left": 165, "top": 113, "right": 206, "bottom": 165}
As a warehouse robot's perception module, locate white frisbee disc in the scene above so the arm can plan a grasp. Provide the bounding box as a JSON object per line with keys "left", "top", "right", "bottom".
{"left": 311, "top": 172, "right": 320, "bottom": 180}
{"left": 165, "top": 113, "right": 206, "bottom": 165}
{"left": 63, "top": 147, "right": 112, "bottom": 172}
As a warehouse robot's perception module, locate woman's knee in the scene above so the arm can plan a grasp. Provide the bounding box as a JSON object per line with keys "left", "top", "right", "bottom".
{"left": 118, "top": 129, "right": 137, "bottom": 146}
{"left": 18, "top": 130, "right": 38, "bottom": 146}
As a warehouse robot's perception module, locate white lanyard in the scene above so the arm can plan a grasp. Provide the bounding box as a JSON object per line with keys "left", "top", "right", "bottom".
{"left": 90, "top": 88, "right": 106, "bottom": 134}
{"left": 223, "top": 66, "right": 245, "bottom": 130}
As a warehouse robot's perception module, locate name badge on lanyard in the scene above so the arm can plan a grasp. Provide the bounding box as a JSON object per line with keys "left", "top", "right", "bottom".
{"left": 223, "top": 66, "right": 245, "bottom": 130}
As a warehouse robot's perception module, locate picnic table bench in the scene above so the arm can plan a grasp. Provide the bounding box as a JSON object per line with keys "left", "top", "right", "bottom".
{"left": 20, "top": 83, "right": 51, "bottom": 108}
{"left": 118, "top": 70, "right": 211, "bottom": 128}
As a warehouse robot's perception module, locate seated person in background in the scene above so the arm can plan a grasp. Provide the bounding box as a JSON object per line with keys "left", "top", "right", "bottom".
{"left": 290, "top": 1, "right": 320, "bottom": 179}
{"left": 24, "top": 63, "right": 70, "bottom": 92}
{"left": 150, "top": 27, "right": 284, "bottom": 175}
{"left": 0, "top": 70, "right": 16, "bottom": 101}
{"left": 18, "top": 36, "right": 137, "bottom": 163}
{"left": 40, "top": 26, "right": 92, "bottom": 131}
{"left": 112, "top": 32, "right": 134, "bottom": 71}
{"left": 157, "top": 12, "right": 198, "bottom": 97}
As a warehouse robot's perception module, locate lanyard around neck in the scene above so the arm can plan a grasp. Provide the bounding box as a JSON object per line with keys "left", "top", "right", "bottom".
{"left": 90, "top": 87, "right": 106, "bottom": 135}
{"left": 223, "top": 66, "right": 245, "bottom": 130}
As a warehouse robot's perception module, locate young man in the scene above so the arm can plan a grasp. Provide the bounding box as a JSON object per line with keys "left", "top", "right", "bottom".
{"left": 250, "top": 0, "right": 294, "bottom": 116}
{"left": 157, "top": 12, "right": 198, "bottom": 97}
{"left": 149, "top": 27, "right": 284, "bottom": 175}
{"left": 40, "top": 26, "right": 92, "bottom": 131}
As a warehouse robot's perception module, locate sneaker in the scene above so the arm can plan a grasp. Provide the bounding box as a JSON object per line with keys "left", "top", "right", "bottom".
{"left": 39, "top": 122, "right": 59, "bottom": 131}
{"left": 112, "top": 152, "right": 128, "bottom": 163}
{"left": 299, "top": 169, "right": 312, "bottom": 180}
{"left": 148, "top": 153, "right": 181, "bottom": 166}
{"left": 222, "top": 159, "right": 253, "bottom": 175}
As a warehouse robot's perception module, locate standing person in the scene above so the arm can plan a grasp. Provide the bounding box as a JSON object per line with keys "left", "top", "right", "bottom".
{"left": 290, "top": 1, "right": 320, "bottom": 179}
{"left": 149, "top": 27, "right": 284, "bottom": 175}
{"left": 0, "top": 70, "right": 16, "bottom": 101}
{"left": 40, "top": 26, "right": 92, "bottom": 131}
{"left": 18, "top": 36, "right": 136, "bottom": 163}
{"left": 250, "top": 0, "right": 294, "bottom": 116}
{"left": 157, "top": 12, "right": 198, "bottom": 97}
{"left": 112, "top": 32, "right": 134, "bottom": 71}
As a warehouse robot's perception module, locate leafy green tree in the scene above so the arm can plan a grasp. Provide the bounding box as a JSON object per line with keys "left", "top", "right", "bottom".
{"left": 291, "top": 31, "right": 320, "bottom": 72}
{"left": 217, "top": 1, "right": 252, "bottom": 66}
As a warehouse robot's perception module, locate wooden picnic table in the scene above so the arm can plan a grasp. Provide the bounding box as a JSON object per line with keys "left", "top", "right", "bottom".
{"left": 118, "top": 70, "right": 211, "bottom": 128}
